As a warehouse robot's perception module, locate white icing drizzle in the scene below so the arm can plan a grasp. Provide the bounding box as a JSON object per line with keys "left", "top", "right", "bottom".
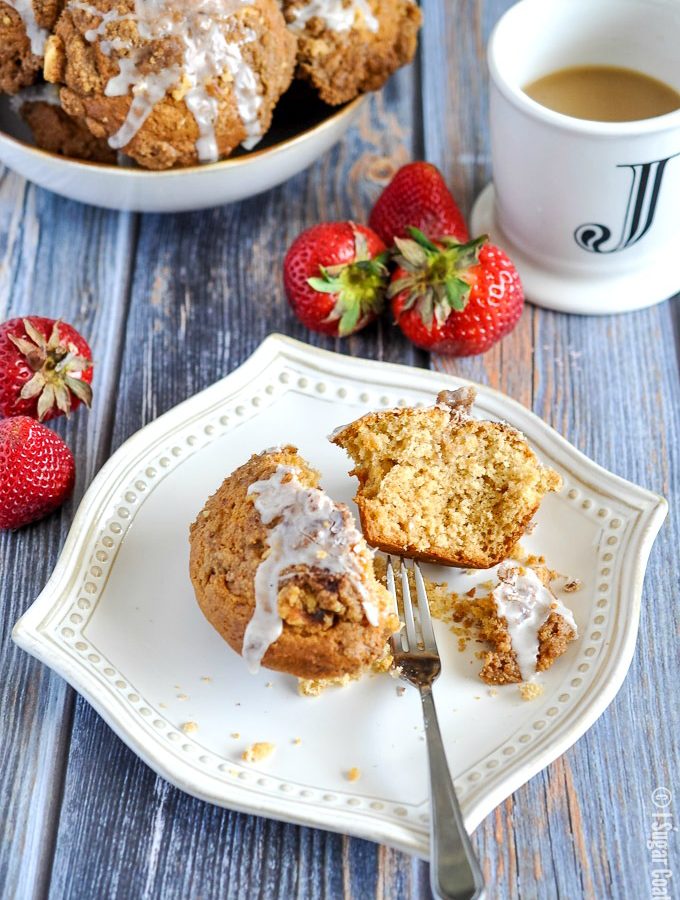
{"left": 69, "top": 0, "right": 263, "bottom": 160}
{"left": 288, "top": 0, "right": 379, "bottom": 34}
{"left": 243, "top": 464, "right": 379, "bottom": 673}
{"left": 10, "top": 82, "right": 60, "bottom": 114}
{"left": 6, "top": 0, "right": 49, "bottom": 55}
{"left": 492, "top": 563, "right": 577, "bottom": 682}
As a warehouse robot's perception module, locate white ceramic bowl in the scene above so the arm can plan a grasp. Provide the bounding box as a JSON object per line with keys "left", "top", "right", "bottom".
{"left": 0, "top": 88, "right": 365, "bottom": 213}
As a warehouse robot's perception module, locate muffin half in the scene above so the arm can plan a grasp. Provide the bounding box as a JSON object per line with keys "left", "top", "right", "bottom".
{"left": 331, "top": 387, "right": 562, "bottom": 568}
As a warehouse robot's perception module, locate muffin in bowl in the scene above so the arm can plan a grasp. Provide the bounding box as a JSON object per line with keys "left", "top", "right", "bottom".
{"left": 283, "top": 0, "right": 422, "bottom": 105}
{"left": 0, "top": 0, "right": 63, "bottom": 94}
{"left": 12, "top": 83, "right": 117, "bottom": 161}
{"left": 189, "top": 446, "right": 398, "bottom": 680}
{"left": 44, "top": 0, "right": 297, "bottom": 169}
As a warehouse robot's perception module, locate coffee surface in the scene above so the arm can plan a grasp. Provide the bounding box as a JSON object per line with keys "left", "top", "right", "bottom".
{"left": 524, "top": 65, "right": 680, "bottom": 122}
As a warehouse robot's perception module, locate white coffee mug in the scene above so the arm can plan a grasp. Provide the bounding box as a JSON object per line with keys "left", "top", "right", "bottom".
{"left": 470, "top": 0, "right": 680, "bottom": 314}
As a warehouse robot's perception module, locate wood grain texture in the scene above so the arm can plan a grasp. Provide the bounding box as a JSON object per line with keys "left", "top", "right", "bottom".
{"left": 0, "top": 179, "right": 136, "bottom": 898}
{"left": 1, "top": 0, "right": 678, "bottom": 897}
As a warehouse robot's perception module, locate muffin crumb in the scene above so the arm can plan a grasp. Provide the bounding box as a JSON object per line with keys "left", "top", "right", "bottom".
{"left": 242, "top": 742, "right": 276, "bottom": 763}
{"left": 563, "top": 578, "right": 582, "bottom": 593}
{"left": 346, "top": 767, "right": 361, "bottom": 782}
{"left": 519, "top": 682, "right": 545, "bottom": 701}
{"left": 181, "top": 721, "right": 198, "bottom": 734}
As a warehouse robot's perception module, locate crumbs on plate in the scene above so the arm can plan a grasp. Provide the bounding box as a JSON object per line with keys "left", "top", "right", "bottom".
{"left": 519, "top": 682, "right": 545, "bottom": 701}
{"left": 242, "top": 742, "right": 276, "bottom": 763}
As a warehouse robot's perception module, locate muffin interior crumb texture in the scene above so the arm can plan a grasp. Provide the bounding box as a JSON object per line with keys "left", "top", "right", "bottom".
{"left": 332, "top": 388, "right": 562, "bottom": 568}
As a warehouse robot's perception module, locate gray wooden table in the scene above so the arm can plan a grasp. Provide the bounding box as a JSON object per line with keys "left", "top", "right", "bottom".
{"left": 1, "top": 2, "right": 678, "bottom": 897}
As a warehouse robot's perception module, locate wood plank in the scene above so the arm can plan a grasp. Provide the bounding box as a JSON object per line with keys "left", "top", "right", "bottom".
{"left": 421, "top": 0, "right": 680, "bottom": 897}
{"left": 46, "top": 65, "right": 436, "bottom": 899}
{"left": 0, "top": 174, "right": 137, "bottom": 898}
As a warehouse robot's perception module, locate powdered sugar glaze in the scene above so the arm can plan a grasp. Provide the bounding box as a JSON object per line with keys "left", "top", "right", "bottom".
{"left": 288, "top": 0, "right": 378, "bottom": 34}
{"left": 493, "top": 563, "right": 577, "bottom": 682}
{"left": 243, "top": 464, "right": 380, "bottom": 673}
{"left": 69, "top": 0, "right": 263, "bottom": 161}
{"left": 6, "top": 0, "right": 49, "bottom": 54}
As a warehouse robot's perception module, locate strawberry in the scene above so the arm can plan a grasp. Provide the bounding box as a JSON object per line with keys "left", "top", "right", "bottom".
{"left": 284, "top": 222, "right": 389, "bottom": 337}
{"left": 0, "top": 416, "right": 75, "bottom": 530}
{"left": 389, "top": 228, "right": 524, "bottom": 357}
{"left": 369, "top": 162, "right": 469, "bottom": 246}
{"left": 0, "top": 316, "right": 93, "bottom": 422}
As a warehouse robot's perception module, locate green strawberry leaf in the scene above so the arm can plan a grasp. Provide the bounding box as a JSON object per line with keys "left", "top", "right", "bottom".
{"left": 308, "top": 276, "right": 341, "bottom": 294}
{"left": 406, "top": 226, "right": 440, "bottom": 253}
{"left": 445, "top": 277, "right": 471, "bottom": 311}
{"left": 394, "top": 237, "right": 429, "bottom": 269}
{"left": 338, "top": 304, "right": 361, "bottom": 337}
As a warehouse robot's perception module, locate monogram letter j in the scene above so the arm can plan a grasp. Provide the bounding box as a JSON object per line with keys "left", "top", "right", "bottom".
{"left": 574, "top": 154, "right": 678, "bottom": 254}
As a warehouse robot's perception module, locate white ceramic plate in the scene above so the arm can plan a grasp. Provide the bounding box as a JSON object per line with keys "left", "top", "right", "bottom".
{"left": 0, "top": 90, "right": 365, "bottom": 213}
{"left": 13, "top": 335, "right": 666, "bottom": 856}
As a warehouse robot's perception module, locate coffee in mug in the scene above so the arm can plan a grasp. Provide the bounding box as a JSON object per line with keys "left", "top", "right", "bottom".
{"left": 524, "top": 65, "right": 680, "bottom": 123}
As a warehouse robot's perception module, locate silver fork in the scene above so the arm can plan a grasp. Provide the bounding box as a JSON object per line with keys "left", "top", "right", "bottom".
{"left": 387, "top": 557, "right": 485, "bottom": 900}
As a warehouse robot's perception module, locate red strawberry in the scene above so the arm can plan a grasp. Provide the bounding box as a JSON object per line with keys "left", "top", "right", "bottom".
{"left": 0, "top": 316, "right": 93, "bottom": 422}
{"left": 0, "top": 416, "right": 75, "bottom": 530}
{"left": 369, "top": 162, "right": 469, "bottom": 246}
{"left": 389, "top": 228, "right": 524, "bottom": 357}
{"left": 284, "top": 222, "right": 389, "bottom": 337}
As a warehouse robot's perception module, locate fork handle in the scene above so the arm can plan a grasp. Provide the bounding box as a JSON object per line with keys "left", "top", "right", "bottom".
{"left": 420, "top": 687, "right": 486, "bottom": 900}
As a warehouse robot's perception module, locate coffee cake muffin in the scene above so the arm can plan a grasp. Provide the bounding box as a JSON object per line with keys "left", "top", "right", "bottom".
{"left": 44, "top": 0, "right": 296, "bottom": 169}
{"left": 13, "top": 84, "right": 117, "bottom": 161}
{"left": 331, "top": 387, "right": 562, "bottom": 569}
{"left": 189, "top": 446, "right": 398, "bottom": 680}
{"left": 0, "top": 0, "right": 64, "bottom": 94}
{"left": 282, "top": 0, "right": 421, "bottom": 105}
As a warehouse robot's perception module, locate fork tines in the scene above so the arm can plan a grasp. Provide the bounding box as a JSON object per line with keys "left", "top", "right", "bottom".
{"left": 386, "top": 556, "right": 438, "bottom": 655}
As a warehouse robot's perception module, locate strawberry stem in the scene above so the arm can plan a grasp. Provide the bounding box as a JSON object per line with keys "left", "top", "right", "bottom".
{"left": 307, "top": 230, "right": 389, "bottom": 337}
{"left": 389, "top": 231, "right": 489, "bottom": 330}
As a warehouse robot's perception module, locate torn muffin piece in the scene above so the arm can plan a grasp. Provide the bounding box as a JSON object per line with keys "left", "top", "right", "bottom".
{"left": 13, "top": 84, "right": 117, "bottom": 161}
{"left": 386, "top": 554, "right": 579, "bottom": 686}
{"left": 475, "top": 563, "right": 578, "bottom": 684}
{"left": 331, "top": 388, "right": 562, "bottom": 569}
{"left": 282, "top": 0, "right": 421, "bottom": 106}
{"left": 189, "top": 446, "right": 398, "bottom": 681}
{"left": 0, "top": 0, "right": 64, "bottom": 94}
